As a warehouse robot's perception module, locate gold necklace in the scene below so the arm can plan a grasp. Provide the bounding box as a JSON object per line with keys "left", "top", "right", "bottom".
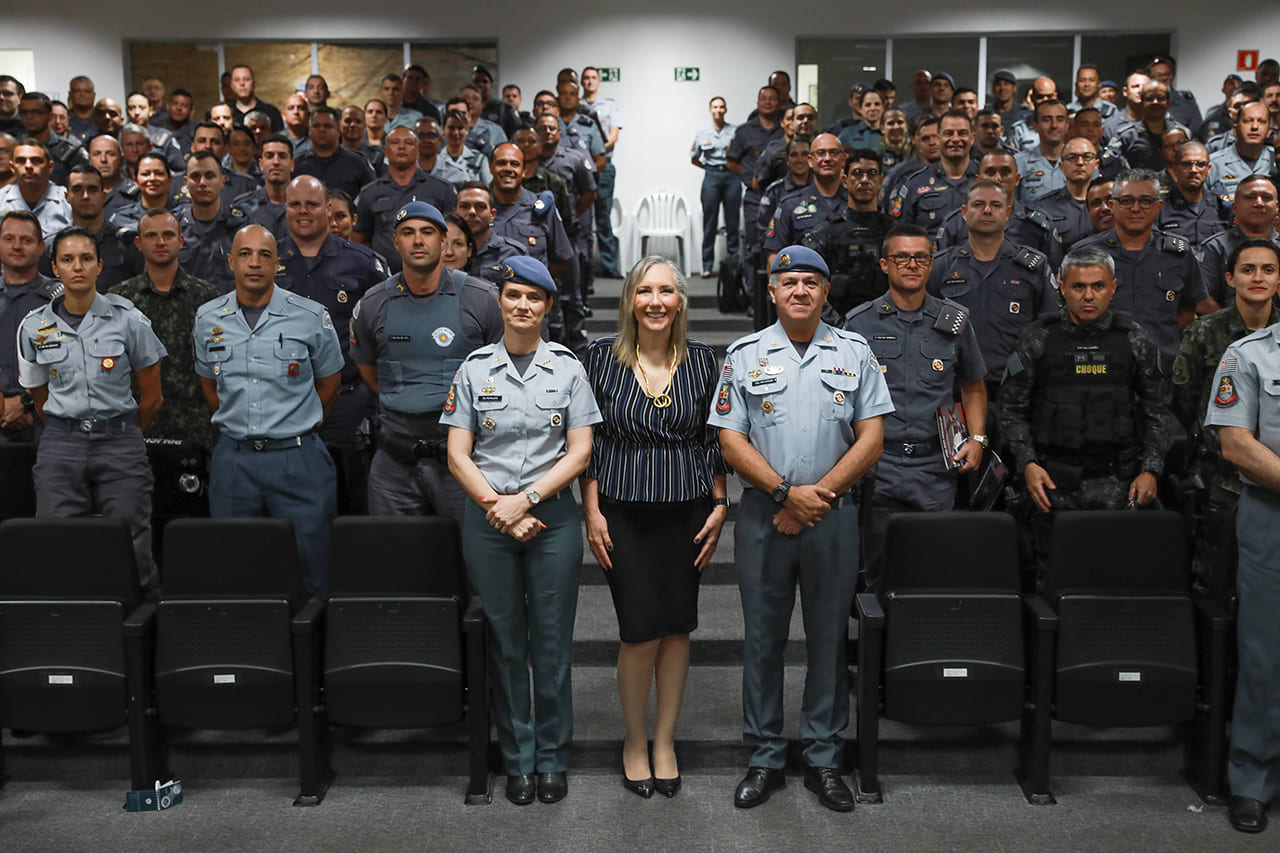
{"left": 635, "top": 344, "right": 675, "bottom": 409}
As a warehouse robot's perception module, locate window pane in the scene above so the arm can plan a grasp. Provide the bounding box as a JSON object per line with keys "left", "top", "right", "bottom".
{"left": 985, "top": 35, "right": 1075, "bottom": 104}
{"left": 409, "top": 43, "right": 499, "bottom": 108}
{"left": 128, "top": 42, "right": 221, "bottom": 118}
{"left": 797, "top": 39, "right": 886, "bottom": 127}
{"left": 891, "top": 37, "right": 980, "bottom": 108}
{"left": 1079, "top": 33, "right": 1172, "bottom": 92}
{"left": 223, "top": 42, "right": 311, "bottom": 111}
{"left": 318, "top": 43, "right": 402, "bottom": 112}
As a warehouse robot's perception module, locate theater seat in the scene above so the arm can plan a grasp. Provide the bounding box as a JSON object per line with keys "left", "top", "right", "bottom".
{"left": 0, "top": 442, "right": 37, "bottom": 520}
{"left": 1017, "top": 511, "right": 1231, "bottom": 805}
{"left": 0, "top": 518, "right": 158, "bottom": 790}
{"left": 127, "top": 517, "right": 332, "bottom": 806}
{"left": 324, "top": 516, "right": 492, "bottom": 804}
{"left": 854, "top": 512, "right": 1025, "bottom": 803}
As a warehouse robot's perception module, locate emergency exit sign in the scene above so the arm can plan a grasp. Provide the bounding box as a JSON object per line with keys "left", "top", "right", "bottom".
{"left": 675, "top": 67, "right": 701, "bottom": 82}
{"left": 598, "top": 68, "right": 621, "bottom": 83}
{"left": 1239, "top": 50, "right": 1260, "bottom": 72}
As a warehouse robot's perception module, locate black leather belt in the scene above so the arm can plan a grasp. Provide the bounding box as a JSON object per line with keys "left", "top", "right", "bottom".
{"left": 229, "top": 434, "right": 306, "bottom": 452}
{"left": 881, "top": 438, "right": 942, "bottom": 457}
{"left": 47, "top": 413, "right": 136, "bottom": 434}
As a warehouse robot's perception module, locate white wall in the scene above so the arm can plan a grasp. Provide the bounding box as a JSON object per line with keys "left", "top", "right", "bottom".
{"left": 7, "top": 1, "right": 1280, "bottom": 263}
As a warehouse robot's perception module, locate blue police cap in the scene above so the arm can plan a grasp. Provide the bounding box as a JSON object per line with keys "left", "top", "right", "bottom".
{"left": 394, "top": 201, "right": 446, "bottom": 231}
{"left": 501, "top": 255, "right": 557, "bottom": 294}
{"left": 770, "top": 245, "right": 829, "bottom": 278}
{"left": 1099, "top": 80, "right": 1118, "bottom": 90}
{"left": 993, "top": 69, "right": 1017, "bottom": 85}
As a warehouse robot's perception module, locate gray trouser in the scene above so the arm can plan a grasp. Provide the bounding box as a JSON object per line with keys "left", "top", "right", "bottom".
{"left": 366, "top": 447, "right": 465, "bottom": 523}
{"left": 35, "top": 418, "right": 156, "bottom": 588}
{"left": 735, "top": 488, "right": 858, "bottom": 769}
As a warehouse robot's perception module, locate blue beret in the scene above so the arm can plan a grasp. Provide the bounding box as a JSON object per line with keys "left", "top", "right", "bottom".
{"left": 394, "top": 201, "right": 446, "bottom": 231}
{"left": 501, "top": 255, "right": 557, "bottom": 294}
{"left": 1099, "top": 80, "right": 1118, "bottom": 90}
{"left": 770, "top": 245, "right": 829, "bottom": 277}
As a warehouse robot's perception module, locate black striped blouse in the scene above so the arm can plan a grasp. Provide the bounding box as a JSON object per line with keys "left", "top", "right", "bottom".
{"left": 584, "top": 336, "right": 729, "bottom": 503}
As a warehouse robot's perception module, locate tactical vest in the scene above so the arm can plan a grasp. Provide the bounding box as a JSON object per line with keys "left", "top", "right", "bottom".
{"left": 823, "top": 214, "right": 890, "bottom": 316}
{"left": 378, "top": 270, "right": 475, "bottom": 415}
{"left": 1031, "top": 315, "right": 1137, "bottom": 454}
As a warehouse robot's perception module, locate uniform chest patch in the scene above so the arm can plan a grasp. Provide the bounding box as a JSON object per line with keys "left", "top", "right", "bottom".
{"left": 1215, "top": 376, "right": 1238, "bottom": 407}
{"left": 433, "top": 327, "right": 455, "bottom": 347}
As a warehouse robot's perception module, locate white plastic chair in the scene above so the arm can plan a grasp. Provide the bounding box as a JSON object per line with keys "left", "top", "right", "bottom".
{"left": 631, "top": 191, "right": 692, "bottom": 275}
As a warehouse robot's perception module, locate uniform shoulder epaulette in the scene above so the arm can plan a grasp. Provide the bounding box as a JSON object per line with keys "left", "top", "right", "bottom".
{"left": 1025, "top": 207, "right": 1052, "bottom": 231}
{"left": 726, "top": 330, "right": 765, "bottom": 354}
{"left": 844, "top": 301, "right": 876, "bottom": 322}
{"left": 1178, "top": 89, "right": 1196, "bottom": 101}
{"left": 459, "top": 272, "right": 498, "bottom": 295}
{"left": 545, "top": 341, "right": 576, "bottom": 357}
{"left": 1160, "top": 233, "right": 1190, "bottom": 255}
{"left": 463, "top": 343, "right": 498, "bottom": 363}
{"left": 932, "top": 297, "right": 970, "bottom": 336}
{"left": 1234, "top": 327, "right": 1273, "bottom": 348}
{"left": 34, "top": 278, "right": 63, "bottom": 300}
{"left": 1012, "top": 246, "right": 1046, "bottom": 271}
{"left": 100, "top": 291, "right": 136, "bottom": 311}
{"left": 195, "top": 293, "right": 233, "bottom": 316}
{"left": 284, "top": 293, "right": 325, "bottom": 316}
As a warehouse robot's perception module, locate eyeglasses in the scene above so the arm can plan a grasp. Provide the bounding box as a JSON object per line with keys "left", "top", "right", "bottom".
{"left": 886, "top": 253, "right": 933, "bottom": 267}
{"left": 1113, "top": 195, "right": 1160, "bottom": 209}
{"left": 1141, "top": 94, "right": 1170, "bottom": 102}
{"left": 1177, "top": 160, "right": 1210, "bottom": 170}
{"left": 810, "top": 149, "right": 845, "bottom": 160}
{"left": 847, "top": 168, "right": 880, "bottom": 179}
{"left": 1062, "top": 153, "right": 1099, "bottom": 164}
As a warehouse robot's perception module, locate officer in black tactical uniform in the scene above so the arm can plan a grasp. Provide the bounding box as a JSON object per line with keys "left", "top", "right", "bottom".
{"left": 999, "top": 245, "right": 1172, "bottom": 565}
{"left": 801, "top": 149, "right": 895, "bottom": 320}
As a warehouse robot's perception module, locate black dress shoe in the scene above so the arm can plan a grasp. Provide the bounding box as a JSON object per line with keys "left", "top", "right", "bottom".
{"left": 653, "top": 776, "right": 682, "bottom": 798}
{"left": 538, "top": 770, "right": 568, "bottom": 803}
{"left": 804, "top": 766, "right": 855, "bottom": 812}
{"left": 505, "top": 773, "right": 536, "bottom": 806}
{"left": 623, "top": 774, "right": 654, "bottom": 799}
{"left": 1229, "top": 795, "right": 1269, "bottom": 833}
{"left": 734, "top": 766, "right": 785, "bottom": 808}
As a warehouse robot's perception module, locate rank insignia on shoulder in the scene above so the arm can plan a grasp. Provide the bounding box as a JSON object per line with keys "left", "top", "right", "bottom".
{"left": 230, "top": 208, "right": 245, "bottom": 218}
{"left": 1215, "top": 375, "right": 1238, "bottom": 407}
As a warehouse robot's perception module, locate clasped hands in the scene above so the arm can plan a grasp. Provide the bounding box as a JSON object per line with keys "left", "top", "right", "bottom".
{"left": 772, "top": 483, "right": 837, "bottom": 535}
{"left": 480, "top": 493, "right": 546, "bottom": 541}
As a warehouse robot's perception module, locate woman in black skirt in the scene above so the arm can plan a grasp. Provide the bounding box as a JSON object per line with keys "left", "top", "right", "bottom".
{"left": 582, "top": 255, "right": 728, "bottom": 798}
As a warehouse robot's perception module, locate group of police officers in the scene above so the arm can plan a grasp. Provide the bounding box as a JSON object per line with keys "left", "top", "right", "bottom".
{"left": 2, "top": 54, "right": 1280, "bottom": 828}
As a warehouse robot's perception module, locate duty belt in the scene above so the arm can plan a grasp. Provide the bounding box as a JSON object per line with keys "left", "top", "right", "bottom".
{"left": 47, "top": 413, "right": 136, "bottom": 434}
{"left": 881, "top": 437, "right": 943, "bottom": 457}
{"left": 378, "top": 432, "right": 447, "bottom": 464}
{"left": 229, "top": 434, "right": 307, "bottom": 452}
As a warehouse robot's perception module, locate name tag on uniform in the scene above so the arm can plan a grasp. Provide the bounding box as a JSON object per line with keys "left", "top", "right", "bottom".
{"left": 750, "top": 377, "right": 777, "bottom": 388}
{"left": 388, "top": 335, "right": 411, "bottom": 342}
{"left": 36, "top": 341, "right": 61, "bottom": 350}
{"left": 478, "top": 395, "right": 503, "bottom": 403}
{"left": 208, "top": 345, "right": 226, "bottom": 352}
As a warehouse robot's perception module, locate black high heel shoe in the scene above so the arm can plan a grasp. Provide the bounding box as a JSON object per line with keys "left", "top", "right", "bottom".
{"left": 653, "top": 776, "right": 682, "bottom": 798}
{"left": 623, "top": 774, "right": 655, "bottom": 798}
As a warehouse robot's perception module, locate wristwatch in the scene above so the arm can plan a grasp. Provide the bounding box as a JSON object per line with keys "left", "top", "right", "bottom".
{"left": 712, "top": 497, "right": 730, "bottom": 508}
{"left": 524, "top": 488, "right": 541, "bottom": 506}
{"left": 971, "top": 434, "right": 989, "bottom": 449}
{"left": 19, "top": 391, "right": 34, "bottom": 413}
{"left": 771, "top": 479, "right": 792, "bottom": 506}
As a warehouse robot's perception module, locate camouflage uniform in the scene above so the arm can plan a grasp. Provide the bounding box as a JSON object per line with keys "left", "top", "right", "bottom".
{"left": 999, "top": 307, "right": 1172, "bottom": 563}
{"left": 110, "top": 267, "right": 222, "bottom": 450}
{"left": 800, "top": 207, "right": 895, "bottom": 319}
{"left": 1171, "top": 302, "right": 1280, "bottom": 594}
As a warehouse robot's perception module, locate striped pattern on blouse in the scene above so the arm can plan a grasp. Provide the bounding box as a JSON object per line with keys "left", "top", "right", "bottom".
{"left": 584, "top": 336, "right": 729, "bottom": 503}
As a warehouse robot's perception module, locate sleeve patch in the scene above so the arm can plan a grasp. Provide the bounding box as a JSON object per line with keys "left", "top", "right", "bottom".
{"left": 1214, "top": 375, "right": 1238, "bottom": 407}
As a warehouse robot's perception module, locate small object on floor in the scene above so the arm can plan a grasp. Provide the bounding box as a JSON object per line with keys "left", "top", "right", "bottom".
{"left": 623, "top": 774, "right": 654, "bottom": 798}
{"left": 505, "top": 773, "right": 536, "bottom": 805}
{"left": 701, "top": 270, "right": 712, "bottom": 278}
{"left": 734, "top": 766, "right": 785, "bottom": 808}
{"left": 124, "top": 779, "right": 183, "bottom": 812}
{"left": 1228, "top": 795, "right": 1268, "bottom": 833}
{"left": 804, "top": 766, "right": 854, "bottom": 812}
{"left": 538, "top": 770, "right": 568, "bottom": 803}
{"left": 654, "top": 776, "right": 682, "bottom": 798}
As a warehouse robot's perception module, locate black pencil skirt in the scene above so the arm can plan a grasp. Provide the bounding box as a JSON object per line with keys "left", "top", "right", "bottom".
{"left": 598, "top": 496, "right": 710, "bottom": 643}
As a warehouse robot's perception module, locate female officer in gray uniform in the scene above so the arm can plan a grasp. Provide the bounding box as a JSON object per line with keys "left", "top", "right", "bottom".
{"left": 444, "top": 255, "right": 601, "bottom": 807}
{"left": 17, "top": 225, "right": 167, "bottom": 587}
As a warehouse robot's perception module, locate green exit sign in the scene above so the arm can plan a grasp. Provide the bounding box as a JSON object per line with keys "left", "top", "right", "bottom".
{"left": 598, "top": 68, "right": 621, "bottom": 83}
{"left": 675, "top": 67, "right": 701, "bottom": 82}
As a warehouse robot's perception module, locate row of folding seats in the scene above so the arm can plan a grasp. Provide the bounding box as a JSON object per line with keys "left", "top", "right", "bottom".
{"left": 853, "top": 511, "right": 1232, "bottom": 806}
{"left": 0, "top": 516, "right": 493, "bottom": 806}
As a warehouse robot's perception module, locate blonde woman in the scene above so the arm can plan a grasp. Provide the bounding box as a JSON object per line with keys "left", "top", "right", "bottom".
{"left": 582, "top": 256, "right": 729, "bottom": 798}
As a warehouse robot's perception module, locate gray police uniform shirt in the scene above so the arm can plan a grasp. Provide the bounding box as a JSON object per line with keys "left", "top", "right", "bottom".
{"left": 0, "top": 182, "right": 72, "bottom": 240}
{"left": 1030, "top": 188, "right": 1093, "bottom": 249}
{"left": 17, "top": 292, "right": 167, "bottom": 418}
{"left": 691, "top": 124, "right": 736, "bottom": 168}
{"left": 561, "top": 113, "right": 606, "bottom": 161}
{"left": 1208, "top": 145, "right": 1277, "bottom": 203}
{"left": 492, "top": 188, "right": 575, "bottom": 267}
{"left": 440, "top": 338, "right": 602, "bottom": 494}
{"left": 349, "top": 269, "right": 503, "bottom": 432}
{"left": 844, "top": 292, "right": 986, "bottom": 443}
{"left": 1199, "top": 225, "right": 1280, "bottom": 306}
{"left": 894, "top": 162, "right": 977, "bottom": 227}
{"left": 352, "top": 169, "right": 458, "bottom": 274}
{"left": 175, "top": 203, "right": 244, "bottom": 293}
{"left": 1068, "top": 98, "right": 1117, "bottom": 119}
{"left": 1014, "top": 150, "right": 1067, "bottom": 204}
{"left": 192, "top": 285, "right": 344, "bottom": 440}
{"left": 1074, "top": 227, "right": 1206, "bottom": 365}
{"left": 707, "top": 319, "right": 895, "bottom": 487}
{"left": 1205, "top": 324, "right": 1280, "bottom": 482}
{"left": 764, "top": 187, "right": 847, "bottom": 252}
{"left": 927, "top": 242, "right": 1056, "bottom": 383}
